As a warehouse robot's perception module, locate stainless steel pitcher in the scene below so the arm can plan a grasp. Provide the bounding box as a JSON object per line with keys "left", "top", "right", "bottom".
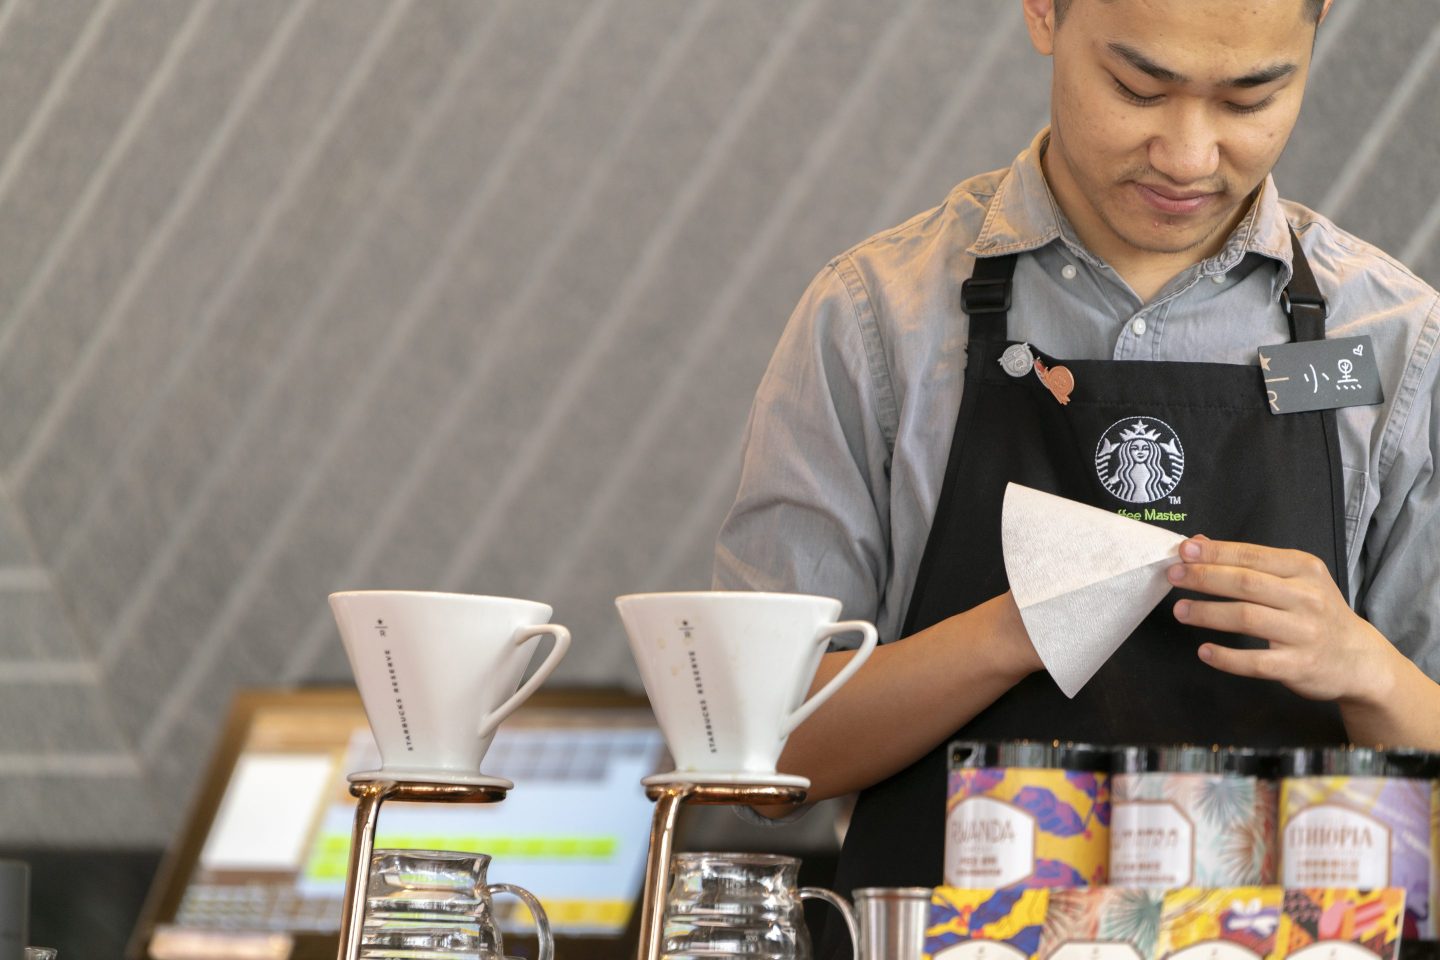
{"left": 853, "top": 887, "right": 930, "bottom": 960}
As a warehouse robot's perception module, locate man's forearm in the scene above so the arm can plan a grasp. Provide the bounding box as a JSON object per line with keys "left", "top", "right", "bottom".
{"left": 1338, "top": 639, "right": 1440, "bottom": 750}
{"left": 774, "top": 591, "right": 1041, "bottom": 803}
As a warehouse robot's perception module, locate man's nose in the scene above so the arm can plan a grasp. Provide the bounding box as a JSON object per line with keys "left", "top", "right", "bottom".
{"left": 1148, "top": 106, "right": 1221, "bottom": 185}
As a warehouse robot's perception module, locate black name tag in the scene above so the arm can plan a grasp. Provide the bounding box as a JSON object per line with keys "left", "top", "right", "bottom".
{"left": 1260, "top": 335, "right": 1383, "bottom": 414}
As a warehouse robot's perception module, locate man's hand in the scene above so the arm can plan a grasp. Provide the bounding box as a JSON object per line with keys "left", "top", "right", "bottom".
{"left": 1166, "top": 536, "right": 1399, "bottom": 706}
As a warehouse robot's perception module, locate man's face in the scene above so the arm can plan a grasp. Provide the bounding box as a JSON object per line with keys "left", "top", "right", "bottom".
{"left": 1026, "top": 0, "right": 1321, "bottom": 264}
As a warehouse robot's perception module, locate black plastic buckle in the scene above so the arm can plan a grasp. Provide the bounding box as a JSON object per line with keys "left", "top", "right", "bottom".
{"left": 960, "top": 277, "right": 1012, "bottom": 315}
{"left": 1281, "top": 287, "right": 1329, "bottom": 320}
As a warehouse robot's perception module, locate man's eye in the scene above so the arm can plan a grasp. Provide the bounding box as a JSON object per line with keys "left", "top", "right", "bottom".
{"left": 1114, "top": 79, "right": 1163, "bottom": 106}
{"left": 1226, "top": 95, "right": 1277, "bottom": 116}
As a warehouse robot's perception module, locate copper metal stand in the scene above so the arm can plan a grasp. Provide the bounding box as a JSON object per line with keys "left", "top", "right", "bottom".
{"left": 636, "top": 781, "right": 808, "bottom": 960}
{"left": 336, "top": 778, "right": 509, "bottom": 960}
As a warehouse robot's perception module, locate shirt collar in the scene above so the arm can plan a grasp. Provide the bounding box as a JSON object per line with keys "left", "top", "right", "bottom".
{"left": 967, "top": 128, "right": 1068, "bottom": 259}
{"left": 968, "top": 128, "right": 1295, "bottom": 300}
{"left": 1232, "top": 174, "right": 1296, "bottom": 302}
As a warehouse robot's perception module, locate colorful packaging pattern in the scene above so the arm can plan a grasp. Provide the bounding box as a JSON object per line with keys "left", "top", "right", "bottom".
{"left": 1155, "top": 886, "right": 1284, "bottom": 960}
{"left": 1433, "top": 778, "right": 1439, "bottom": 942}
{"left": 927, "top": 886, "right": 1403, "bottom": 960}
{"left": 1039, "top": 887, "right": 1166, "bottom": 960}
{"left": 1278, "top": 888, "right": 1405, "bottom": 960}
{"left": 947, "top": 767, "right": 1111, "bottom": 890}
{"left": 926, "top": 887, "right": 1052, "bottom": 960}
{"left": 1112, "top": 772, "right": 1278, "bottom": 888}
{"left": 1280, "top": 776, "right": 1433, "bottom": 939}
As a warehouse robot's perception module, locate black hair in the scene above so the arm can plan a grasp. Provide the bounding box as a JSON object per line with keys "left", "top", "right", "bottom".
{"left": 1053, "top": 0, "right": 1325, "bottom": 26}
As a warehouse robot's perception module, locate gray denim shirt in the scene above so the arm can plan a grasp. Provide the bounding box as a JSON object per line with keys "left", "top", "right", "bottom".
{"left": 714, "top": 129, "right": 1440, "bottom": 677}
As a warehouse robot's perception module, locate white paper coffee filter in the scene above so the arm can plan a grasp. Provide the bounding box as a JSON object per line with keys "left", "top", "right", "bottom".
{"left": 1001, "top": 483, "right": 1186, "bottom": 698}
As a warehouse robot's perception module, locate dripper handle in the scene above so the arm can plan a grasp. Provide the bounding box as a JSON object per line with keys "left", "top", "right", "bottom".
{"left": 487, "top": 882, "right": 554, "bottom": 960}
{"left": 781, "top": 620, "right": 878, "bottom": 737}
{"left": 476, "top": 624, "right": 571, "bottom": 741}
{"left": 800, "top": 886, "right": 859, "bottom": 960}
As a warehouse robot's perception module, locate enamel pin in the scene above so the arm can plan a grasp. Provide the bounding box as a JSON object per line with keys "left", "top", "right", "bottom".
{"left": 1034, "top": 358, "right": 1074, "bottom": 405}
{"left": 999, "top": 342, "right": 1035, "bottom": 377}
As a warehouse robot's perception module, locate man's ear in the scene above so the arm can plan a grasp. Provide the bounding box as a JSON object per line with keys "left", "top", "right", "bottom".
{"left": 1022, "top": 0, "right": 1059, "bottom": 56}
{"left": 1317, "top": 0, "right": 1335, "bottom": 25}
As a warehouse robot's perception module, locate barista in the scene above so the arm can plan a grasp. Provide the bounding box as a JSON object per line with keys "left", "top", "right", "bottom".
{"left": 712, "top": 0, "right": 1440, "bottom": 916}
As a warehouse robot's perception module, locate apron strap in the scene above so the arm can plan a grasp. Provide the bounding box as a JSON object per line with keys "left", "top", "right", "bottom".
{"left": 1282, "top": 225, "right": 1349, "bottom": 604}
{"left": 959, "top": 253, "right": 1017, "bottom": 342}
{"left": 1282, "top": 226, "right": 1329, "bottom": 343}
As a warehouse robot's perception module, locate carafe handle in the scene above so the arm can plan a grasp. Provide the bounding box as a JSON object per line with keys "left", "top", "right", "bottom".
{"left": 487, "top": 882, "right": 554, "bottom": 960}
{"left": 782, "top": 621, "right": 878, "bottom": 736}
{"left": 799, "top": 886, "right": 859, "bottom": 960}
{"left": 476, "top": 624, "right": 571, "bottom": 740}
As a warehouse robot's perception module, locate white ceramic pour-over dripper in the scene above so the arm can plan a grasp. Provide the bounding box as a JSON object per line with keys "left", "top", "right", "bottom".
{"left": 615, "top": 591, "right": 877, "bottom": 788}
{"left": 331, "top": 590, "right": 571, "bottom": 787}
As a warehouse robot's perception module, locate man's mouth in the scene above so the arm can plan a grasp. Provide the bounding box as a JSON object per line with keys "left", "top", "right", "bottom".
{"left": 1134, "top": 182, "right": 1219, "bottom": 216}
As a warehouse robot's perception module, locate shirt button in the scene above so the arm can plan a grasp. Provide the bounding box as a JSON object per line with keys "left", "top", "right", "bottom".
{"left": 1212, "top": 273, "right": 1226, "bottom": 284}
{"left": 1131, "top": 317, "right": 1147, "bottom": 336}
{"left": 1061, "top": 264, "right": 1077, "bottom": 280}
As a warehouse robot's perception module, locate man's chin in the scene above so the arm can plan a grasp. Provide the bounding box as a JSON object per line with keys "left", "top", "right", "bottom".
{"left": 1116, "top": 219, "right": 1229, "bottom": 257}
{"left": 1107, "top": 191, "right": 1245, "bottom": 259}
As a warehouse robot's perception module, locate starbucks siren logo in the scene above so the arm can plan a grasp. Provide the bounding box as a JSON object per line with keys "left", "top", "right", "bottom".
{"left": 1095, "top": 417, "right": 1185, "bottom": 504}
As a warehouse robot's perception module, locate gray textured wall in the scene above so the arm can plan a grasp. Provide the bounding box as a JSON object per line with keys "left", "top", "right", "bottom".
{"left": 0, "top": 0, "right": 1436, "bottom": 846}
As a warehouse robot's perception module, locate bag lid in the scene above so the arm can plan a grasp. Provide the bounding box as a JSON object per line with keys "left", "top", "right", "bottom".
{"left": 950, "top": 739, "right": 1111, "bottom": 772}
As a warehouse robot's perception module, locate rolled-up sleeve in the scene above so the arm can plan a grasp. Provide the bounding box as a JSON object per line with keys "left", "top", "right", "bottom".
{"left": 713, "top": 263, "right": 894, "bottom": 645}
{"left": 1360, "top": 293, "right": 1440, "bottom": 677}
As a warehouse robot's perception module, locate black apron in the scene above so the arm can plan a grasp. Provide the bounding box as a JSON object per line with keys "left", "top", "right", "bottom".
{"left": 821, "top": 231, "right": 1350, "bottom": 956}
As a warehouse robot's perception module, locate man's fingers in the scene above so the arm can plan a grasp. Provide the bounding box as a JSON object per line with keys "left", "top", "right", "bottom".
{"left": 1179, "top": 537, "right": 1324, "bottom": 579}
{"left": 1174, "top": 597, "right": 1296, "bottom": 642}
{"left": 1167, "top": 560, "right": 1304, "bottom": 607}
{"left": 1196, "top": 641, "right": 1288, "bottom": 682}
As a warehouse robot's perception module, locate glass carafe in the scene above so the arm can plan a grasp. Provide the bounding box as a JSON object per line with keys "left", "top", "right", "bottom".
{"left": 662, "top": 852, "right": 857, "bottom": 959}
{"left": 361, "top": 849, "right": 553, "bottom": 960}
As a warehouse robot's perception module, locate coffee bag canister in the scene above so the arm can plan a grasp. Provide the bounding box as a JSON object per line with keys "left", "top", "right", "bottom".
{"left": 1109, "top": 745, "right": 1279, "bottom": 889}
{"left": 945, "top": 741, "right": 1110, "bottom": 890}
{"left": 1155, "top": 886, "right": 1284, "bottom": 960}
{"left": 1280, "top": 747, "right": 1440, "bottom": 941}
{"left": 1038, "top": 887, "right": 1165, "bottom": 960}
{"left": 926, "top": 887, "right": 1050, "bottom": 960}
{"left": 1278, "top": 887, "right": 1407, "bottom": 960}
